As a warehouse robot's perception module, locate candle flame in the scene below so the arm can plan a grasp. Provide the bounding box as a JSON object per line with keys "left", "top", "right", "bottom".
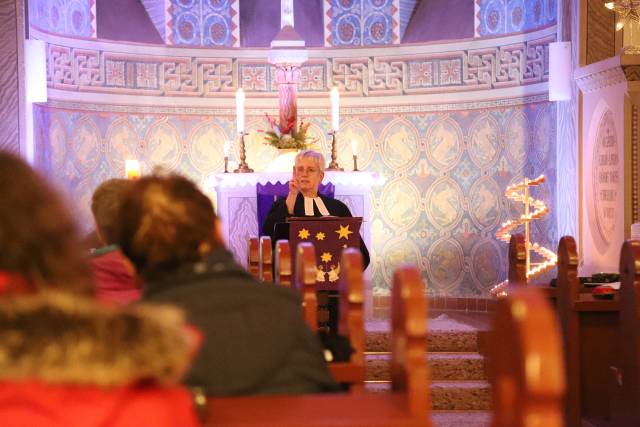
{"left": 125, "top": 159, "right": 141, "bottom": 180}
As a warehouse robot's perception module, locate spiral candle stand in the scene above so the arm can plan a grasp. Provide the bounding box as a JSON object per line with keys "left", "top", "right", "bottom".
{"left": 494, "top": 174, "right": 557, "bottom": 281}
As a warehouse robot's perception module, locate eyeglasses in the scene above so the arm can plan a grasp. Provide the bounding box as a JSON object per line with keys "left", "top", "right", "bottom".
{"left": 295, "top": 166, "right": 319, "bottom": 174}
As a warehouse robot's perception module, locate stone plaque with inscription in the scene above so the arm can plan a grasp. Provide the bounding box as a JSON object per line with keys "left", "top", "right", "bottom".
{"left": 593, "top": 110, "right": 619, "bottom": 244}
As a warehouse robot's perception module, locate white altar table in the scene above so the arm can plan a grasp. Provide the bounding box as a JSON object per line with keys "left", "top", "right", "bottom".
{"left": 212, "top": 171, "right": 377, "bottom": 277}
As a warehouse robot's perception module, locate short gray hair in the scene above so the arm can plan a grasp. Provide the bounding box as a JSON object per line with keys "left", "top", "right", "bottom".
{"left": 295, "top": 150, "right": 325, "bottom": 173}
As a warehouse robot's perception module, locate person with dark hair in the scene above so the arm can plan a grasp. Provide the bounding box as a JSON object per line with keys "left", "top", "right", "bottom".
{"left": 0, "top": 152, "right": 199, "bottom": 427}
{"left": 90, "top": 178, "right": 140, "bottom": 304}
{"left": 116, "top": 173, "right": 339, "bottom": 396}
{"left": 0, "top": 160, "right": 93, "bottom": 296}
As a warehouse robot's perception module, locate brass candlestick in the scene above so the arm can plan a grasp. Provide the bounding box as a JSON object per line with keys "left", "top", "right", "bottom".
{"left": 352, "top": 154, "right": 358, "bottom": 171}
{"left": 234, "top": 132, "right": 253, "bottom": 173}
{"left": 224, "top": 156, "right": 229, "bottom": 173}
{"left": 326, "top": 131, "right": 343, "bottom": 171}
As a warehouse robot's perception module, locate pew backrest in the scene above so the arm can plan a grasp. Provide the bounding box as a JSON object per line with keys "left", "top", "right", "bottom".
{"left": 247, "top": 237, "right": 259, "bottom": 279}
{"left": 259, "top": 236, "right": 273, "bottom": 282}
{"left": 295, "top": 242, "right": 318, "bottom": 330}
{"left": 556, "top": 235, "right": 620, "bottom": 427}
{"left": 489, "top": 287, "right": 565, "bottom": 427}
{"left": 556, "top": 235, "right": 581, "bottom": 427}
{"left": 275, "top": 239, "right": 292, "bottom": 287}
{"left": 616, "top": 240, "right": 640, "bottom": 426}
{"left": 508, "top": 233, "right": 527, "bottom": 288}
{"left": 329, "top": 248, "right": 365, "bottom": 392}
{"left": 391, "top": 265, "right": 429, "bottom": 418}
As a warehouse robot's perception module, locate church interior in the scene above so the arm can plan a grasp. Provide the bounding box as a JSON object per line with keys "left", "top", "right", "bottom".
{"left": 1, "top": 0, "right": 639, "bottom": 426}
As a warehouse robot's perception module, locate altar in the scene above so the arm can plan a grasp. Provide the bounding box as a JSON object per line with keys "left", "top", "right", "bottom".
{"left": 212, "top": 171, "right": 376, "bottom": 278}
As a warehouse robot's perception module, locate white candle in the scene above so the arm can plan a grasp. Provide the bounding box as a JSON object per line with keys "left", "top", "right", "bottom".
{"left": 236, "top": 88, "right": 245, "bottom": 133}
{"left": 281, "top": 0, "right": 294, "bottom": 28}
{"left": 223, "top": 140, "right": 231, "bottom": 157}
{"left": 351, "top": 139, "right": 358, "bottom": 157}
{"left": 125, "top": 159, "right": 141, "bottom": 180}
{"left": 330, "top": 87, "right": 339, "bottom": 132}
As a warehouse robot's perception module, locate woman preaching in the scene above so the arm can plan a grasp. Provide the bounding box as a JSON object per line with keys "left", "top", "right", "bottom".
{"left": 262, "top": 149, "right": 370, "bottom": 269}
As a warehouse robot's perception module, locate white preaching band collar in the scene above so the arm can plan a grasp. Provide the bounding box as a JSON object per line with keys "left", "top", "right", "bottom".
{"left": 303, "top": 196, "right": 330, "bottom": 216}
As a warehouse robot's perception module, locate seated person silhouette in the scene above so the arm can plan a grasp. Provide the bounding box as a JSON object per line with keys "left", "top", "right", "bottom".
{"left": 0, "top": 151, "right": 199, "bottom": 427}
{"left": 115, "top": 172, "right": 339, "bottom": 396}
{"left": 89, "top": 178, "right": 141, "bottom": 305}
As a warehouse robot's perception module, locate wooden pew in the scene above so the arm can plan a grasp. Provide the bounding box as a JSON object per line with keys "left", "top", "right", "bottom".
{"left": 489, "top": 287, "right": 565, "bottom": 427}
{"left": 326, "top": 248, "right": 365, "bottom": 393}
{"left": 610, "top": 240, "right": 640, "bottom": 427}
{"left": 247, "top": 236, "right": 259, "bottom": 279}
{"left": 293, "top": 241, "right": 330, "bottom": 329}
{"left": 556, "top": 235, "right": 619, "bottom": 427}
{"left": 506, "top": 233, "right": 559, "bottom": 301}
{"left": 295, "top": 242, "right": 318, "bottom": 330}
{"left": 491, "top": 234, "right": 527, "bottom": 297}
{"left": 205, "top": 265, "right": 430, "bottom": 427}
{"left": 259, "top": 236, "right": 273, "bottom": 282}
{"left": 274, "top": 239, "right": 292, "bottom": 287}
{"left": 278, "top": 242, "right": 365, "bottom": 391}
{"left": 508, "top": 233, "right": 527, "bottom": 287}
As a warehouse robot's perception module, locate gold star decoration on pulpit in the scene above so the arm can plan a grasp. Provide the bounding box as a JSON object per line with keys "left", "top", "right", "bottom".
{"left": 320, "top": 252, "right": 333, "bottom": 263}
{"left": 298, "top": 228, "right": 310, "bottom": 239}
{"left": 315, "top": 232, "right": 326, "bottom": 241}
{"left": 335, "top": 224, "right": 353, "bottom": 240}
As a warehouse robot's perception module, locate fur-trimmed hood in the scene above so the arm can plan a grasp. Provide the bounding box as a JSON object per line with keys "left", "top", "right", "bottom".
{"left": 0, "top": 291, "right": 194, "bottom": 388}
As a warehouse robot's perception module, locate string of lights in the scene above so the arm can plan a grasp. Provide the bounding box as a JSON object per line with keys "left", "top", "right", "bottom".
{"left": 605, "top": 1, "right": 640, "bottom": 31}
{"left": 491, "top": 174, "right": 557, "bottom": 297}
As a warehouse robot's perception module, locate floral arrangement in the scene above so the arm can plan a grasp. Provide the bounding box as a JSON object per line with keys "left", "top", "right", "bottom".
{"left": 263, "top": 113, "right": 314, "bottom": 150}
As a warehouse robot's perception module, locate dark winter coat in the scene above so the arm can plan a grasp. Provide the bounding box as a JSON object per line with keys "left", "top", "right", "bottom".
{"left": 142, "top": 248, "right": 339, "bottom": 396}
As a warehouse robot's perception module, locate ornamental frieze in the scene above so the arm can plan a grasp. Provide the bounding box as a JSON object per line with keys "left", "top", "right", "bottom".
{"left": 46, "top": 34, "right": 554, "bottom": 98}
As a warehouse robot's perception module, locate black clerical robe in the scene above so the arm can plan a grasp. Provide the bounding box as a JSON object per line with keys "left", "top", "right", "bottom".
{"left": 262, "top": 193, "right": 370, "bottom": 269}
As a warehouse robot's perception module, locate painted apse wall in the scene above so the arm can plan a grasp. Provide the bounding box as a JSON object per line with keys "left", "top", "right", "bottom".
{"left": 29, "top": 0, "right": 96, "bottom": 37}
{"left": 30, "top": 0, "right": 558, "bottom": 47}
{"left": 475, "top": 0, "right": 557, "bottom": 37}
{"left": 30, "top": 0, "right": 558, "bottom": 299}
{"left": 34, "top": 101, "right": 557, "bottom": 297}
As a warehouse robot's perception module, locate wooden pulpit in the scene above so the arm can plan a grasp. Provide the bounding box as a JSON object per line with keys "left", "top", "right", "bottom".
{"left": 281, "top": 216, "right": 363, "bottom": 291}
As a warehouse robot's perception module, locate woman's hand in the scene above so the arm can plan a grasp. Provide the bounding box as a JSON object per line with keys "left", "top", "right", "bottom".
{"left": 286, "top": 171, "right": 299, "bottom": 214}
